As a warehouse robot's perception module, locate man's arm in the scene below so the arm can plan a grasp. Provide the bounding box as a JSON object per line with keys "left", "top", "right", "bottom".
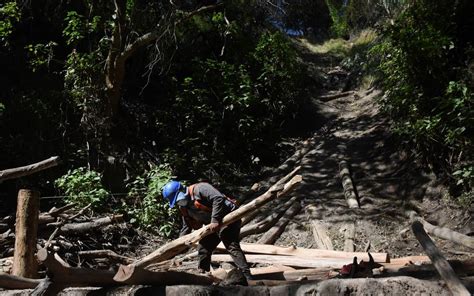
{"left": 179, "top": 215, "right": 191, "bottom": 237}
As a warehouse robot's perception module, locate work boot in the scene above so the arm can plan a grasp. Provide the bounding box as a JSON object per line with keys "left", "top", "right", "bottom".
{"left": 219, "top": 268, "right": 248, "bottom": 286}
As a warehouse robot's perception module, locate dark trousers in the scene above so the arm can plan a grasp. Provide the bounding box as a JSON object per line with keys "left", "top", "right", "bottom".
{"left": 198, "top": 220, "right": 250, "bottom": 277}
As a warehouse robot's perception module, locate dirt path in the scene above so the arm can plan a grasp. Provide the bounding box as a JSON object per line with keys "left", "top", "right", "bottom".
{"left": 244, "top": 39, "right": 473, "bottom": 261}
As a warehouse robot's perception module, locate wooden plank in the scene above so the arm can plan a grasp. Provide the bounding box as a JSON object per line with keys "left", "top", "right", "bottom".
{"left": 310, "top": 221, "right": 334, "bottom": 250}
{"left": 343, "top": 222, "right": 355, "bottom": 252}
{"left": 212, "top": 254, "right": 352, "bottom": 269}
{"left": 412, "top": 221, "right": 470, "bottom": 296}
{"left": 215, "top": 243, "right": 389, "bottom": 263}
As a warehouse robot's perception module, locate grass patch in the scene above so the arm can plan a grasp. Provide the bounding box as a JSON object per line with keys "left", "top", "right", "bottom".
{"left": 353, "top": 28, "right": 377, "bottom": 46}
{"left": 298, "top": 37, "right": 350, "bottom": 58}
{"left": 298, "top": 29, "right": 377, "bottom": 60}
{"left": 361, "top": 74, "right": 376, "bottom": 90}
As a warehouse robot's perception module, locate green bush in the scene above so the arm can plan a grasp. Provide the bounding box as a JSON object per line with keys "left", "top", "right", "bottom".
{"left": 124, "top": 165, "right": 177, "bottom": 236}
{"left": 55, "top": 167, "right": 110, "bottom": 209}
{"left": 373, "top": 0, "right": 473, "bottom": 199}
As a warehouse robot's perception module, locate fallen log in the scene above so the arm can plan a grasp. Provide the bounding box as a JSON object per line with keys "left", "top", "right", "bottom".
{"left": 215, "top": 243, "right": 389, "bottom": 263}
{"left": 310, "top": 221, "right": 334, "bottom": 250}
{"left": 386, "top": 259, "right": 474, "bottom": 278}
{"left": 51, "top": 214, "right": 124, "bottom": 234}
{"left": 406, "top": 210, "right": 474, "bottom": 250}
{"left": 12, "top": 189, "right": 39, "bottom": 278}
{"left": 257, "top": 199, "right": 302, "bottom": 244}
{"left": 339, "top": 161, "right": 359, "bottom": 208}
{"left": 412, "top": 220, "right": 470, "bottom": 296}
{"left": 78, "top": 250, "right": 134, "bottom": 264}
{"left": 31, "top": 249, "right": 217, "bottom": 294}
{"left": 114, "top": 168, "right": 303, "bottom": 282}
{"left": 318, "top": 91, "right": 355, "bottom": 102}
{"left": 240, "top": 195, "right": 299, "bottom": 239}
{"left": 0, "top": 272, "right": 42, "bottom": 289}
{"left": 0, "top": 156, "right": 60, "bottom": 182}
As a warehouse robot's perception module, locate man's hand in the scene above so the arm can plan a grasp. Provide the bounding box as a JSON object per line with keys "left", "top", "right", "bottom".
{"left": 209, "top": 222, "right": 220, "bottom": 232}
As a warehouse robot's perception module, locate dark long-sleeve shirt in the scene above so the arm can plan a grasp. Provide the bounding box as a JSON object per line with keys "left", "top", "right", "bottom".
{"left": 179, "top": 182, "right": 237, "bottom": 236}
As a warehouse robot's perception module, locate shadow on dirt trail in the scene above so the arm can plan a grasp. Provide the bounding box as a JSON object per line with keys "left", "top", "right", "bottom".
{"left": 251, "top": 40, "right": 473, "bottom": 259}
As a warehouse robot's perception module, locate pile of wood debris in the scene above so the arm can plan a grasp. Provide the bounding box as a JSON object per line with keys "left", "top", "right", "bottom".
{"left": 0, "top": 158, "right": 473, "bottom": 295}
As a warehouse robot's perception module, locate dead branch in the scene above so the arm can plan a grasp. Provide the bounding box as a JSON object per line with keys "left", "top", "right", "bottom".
{"left": 0, "top": 156, "right": 60, "bottom": 182}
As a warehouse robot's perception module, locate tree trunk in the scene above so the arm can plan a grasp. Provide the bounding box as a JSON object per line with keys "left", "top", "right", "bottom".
{"left": 411, "top": 221, "right": 470, "bottom": 296}
{"left": 113, "top": 168, "right": 302, "bottom": 282}
{"left": 12, "top": 189, "right": 39, "bottom": 278}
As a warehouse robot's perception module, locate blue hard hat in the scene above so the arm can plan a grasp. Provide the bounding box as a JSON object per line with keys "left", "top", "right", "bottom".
{"left": 162, "top": 181, "right": 182, "bottom": 208}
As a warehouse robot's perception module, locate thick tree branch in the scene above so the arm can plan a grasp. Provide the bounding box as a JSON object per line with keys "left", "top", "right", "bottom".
{"left": 119, "top": 4, "right": 222, "bottom": 61}
{"left": 0, "top": 157, "right": 60, "bottom": 182}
